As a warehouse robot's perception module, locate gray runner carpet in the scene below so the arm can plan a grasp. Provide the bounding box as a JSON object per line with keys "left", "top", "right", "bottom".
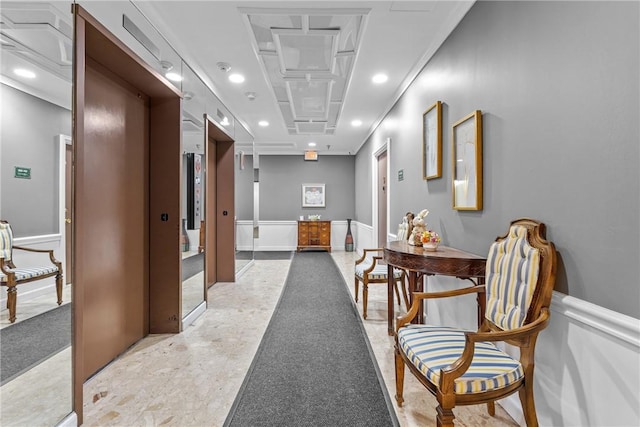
{"left": 224, "top": 251, "right": 398, "bottom": 427}
{"left": 0, "top": 303, "right": 71, "bottom": 385}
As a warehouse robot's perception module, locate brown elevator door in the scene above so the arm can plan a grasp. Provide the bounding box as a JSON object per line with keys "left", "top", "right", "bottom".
{"left": 81, "top": 62, "right": 149, "bottom": 380}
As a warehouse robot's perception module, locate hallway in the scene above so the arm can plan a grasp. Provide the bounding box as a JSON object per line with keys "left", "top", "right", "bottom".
{"left": 82, "top": 252, "right": 518, "bottom": 426}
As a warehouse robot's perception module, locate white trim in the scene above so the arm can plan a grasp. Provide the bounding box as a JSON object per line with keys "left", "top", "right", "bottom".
{"left": 235, "top": 259, "right": 255, "bottom": 279}
{"left": 57, "top": 134, "right": 71, "bottom": 285}
{"left": 55, "top": 412, "right": 77, "bottom": 427}
{"left": 182, "top": 301, "right": 206, "bottom": 329}
{"left": 13, "top": 234, "right": 61, "bottom": 246}
{"left": 372, "top": 140, "right": 389, "bottom": 248}
{"left": 550, "top": 291, "right": 640, "bottom": 348}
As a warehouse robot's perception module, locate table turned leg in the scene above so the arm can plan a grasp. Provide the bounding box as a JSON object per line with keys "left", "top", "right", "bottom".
{"left": 387, "top": 264, "right": 394, "bottom": 335}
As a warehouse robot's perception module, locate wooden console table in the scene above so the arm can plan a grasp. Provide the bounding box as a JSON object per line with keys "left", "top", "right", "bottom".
{"left": 384, "top": 240, "right": 486, "bottom": 335}
{"left": 297, "top": 220, "right": 331, "bottom": 252}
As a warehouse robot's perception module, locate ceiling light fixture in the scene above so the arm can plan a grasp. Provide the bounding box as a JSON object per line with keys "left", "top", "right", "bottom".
{"left": 372, "top": 73, "right": 388, "bottom": 84}
{"left": 245, "top": 91, "right": 256, "bottom": 101}
{"left": 351, "top": 119, "right": 363, "bottom": 127}
{"left": 165, "top": 72, "right": 183, "bottom": 82}
{"left": 258, "top": 120, "right": 269, "bottom": 127}
{"left": 221, "top": 116, "right": 230, "bottom": 126}
{"left": 229, "top": 73, "right": 245, "bottom": 83}
{"left": 14, "top": 68, "right": 36, "bottom": 79}
{"left": 308, "top": 142, "right": 316, "bottom": 147}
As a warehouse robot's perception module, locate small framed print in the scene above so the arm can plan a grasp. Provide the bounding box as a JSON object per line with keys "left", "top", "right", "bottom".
{"left": 423, "top": 101, "right": 443, "bottom": 180}
{"left": 302, "top": 183, "right": 325, "bottom": 208}
{"left": 452, "top": 110, "right": 483, "bottom": 210}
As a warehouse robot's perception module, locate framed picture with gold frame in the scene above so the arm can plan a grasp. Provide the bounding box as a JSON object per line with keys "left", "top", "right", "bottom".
{"left": 452, "top": 110, "right": 483, "bottom": 210}
{"left": 423, "top": 101, "right": 442, "bottom": 180}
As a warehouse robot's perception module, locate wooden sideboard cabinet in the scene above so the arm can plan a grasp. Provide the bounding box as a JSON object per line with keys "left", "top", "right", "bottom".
{"left": 297, "top": 220, "right": 331, "bottom": 252}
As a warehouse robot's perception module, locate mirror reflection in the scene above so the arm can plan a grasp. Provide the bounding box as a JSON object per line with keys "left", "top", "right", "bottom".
{"left": 181, "top": 62, "right": 206, "bottom": 321}
{"left": 0, "top": 1, "right": 73, "bottom": 426}
{"left": 235, "top": 124, "right": 255, "bottom": 274}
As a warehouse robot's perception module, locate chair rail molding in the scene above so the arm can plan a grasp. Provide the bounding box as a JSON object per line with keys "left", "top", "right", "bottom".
{"left": 500, "top": 290, "right": 640, "bottom": 426}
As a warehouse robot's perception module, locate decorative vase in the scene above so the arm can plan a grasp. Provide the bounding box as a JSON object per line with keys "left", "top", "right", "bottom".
{"left": 345, "top": 218, "right": 354, "bottom": 252}
{"left": 181, "top": 219, "right": 190, "bottom": 252}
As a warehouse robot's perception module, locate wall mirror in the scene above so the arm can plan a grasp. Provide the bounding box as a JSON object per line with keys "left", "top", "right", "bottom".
{"left": 0, "top": 1, "right": 74, "bottom": 425}
{"left": 235, "top": 124, "right": 255, "bottom": 274}
{"left": 181, "top": 61, "right": 207, "bottom": 324}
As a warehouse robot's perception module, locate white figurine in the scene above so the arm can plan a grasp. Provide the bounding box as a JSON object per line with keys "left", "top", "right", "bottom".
{"left": 408, "top": 209, "right": 429, "bottom": 246}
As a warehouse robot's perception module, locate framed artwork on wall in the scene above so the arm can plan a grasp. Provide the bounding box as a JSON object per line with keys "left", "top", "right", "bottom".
{"left": 452, "top": 110, "right": 483, "bottom": 210}
{"left": 302, "top": 183, "right": 325, "bottom": 207}
{"left": 423, "top": 100, "right": 443, "bottom": 180}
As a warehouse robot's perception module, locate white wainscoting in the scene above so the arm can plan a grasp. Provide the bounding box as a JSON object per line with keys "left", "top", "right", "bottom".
{"left": 0, "top": 234, "right": 64, "bottom": 306}
{"left": 236, "top": 220, "right": 255, "bottom": 251}
{"left": 250, "top": 220, "right": 350, "bottom": 252}
{"left": 354, "top": 221, "right": 640, "bottom": 427}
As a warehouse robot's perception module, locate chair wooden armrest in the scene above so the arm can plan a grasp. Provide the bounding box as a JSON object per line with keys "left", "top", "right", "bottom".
{"left": 395, "top": 285, "right": 486, "bottom": 331}
{"left": 439, "top": 309, "right": 551, "bottom": 391}
{"left": 0, "top": 257, "right": 12, "bottom": 275}
{"left": 355, "top": 248, "right": 384, "bottom": 265}
{"left": 12, "top": 245, "right": 61, "bottom": 266}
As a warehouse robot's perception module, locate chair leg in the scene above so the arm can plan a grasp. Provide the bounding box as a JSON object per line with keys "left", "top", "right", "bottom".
{"left": 55, "top": 272, "right": 63, "bottom": 306}
{"left": 519, "top": 379, "right": 539, "bottom": 427}
{"left": 363, "top": 283, "right": 369, "bottom": 319}
{"left": 393, "top": 281, "right": 401, "bottom": 306}
{"left": 354, "top": 277, "right": 359, "bottom": 303}
{"left": 487, "top": 401, "right": 495, "bottom": 416}
{"left": 7, "top": 286, "right": 17, "bottom": 323}
{"left": 399, "top": 274, "right": 410, "bottom": 311}
{"left": 436, "top": 405, "right": 455, "bottom": 427}
{"left": 394, "top": 346, "right": 405, "bottom": 407}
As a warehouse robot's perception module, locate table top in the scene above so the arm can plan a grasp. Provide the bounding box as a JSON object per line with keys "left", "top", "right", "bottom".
{"left": 384, "top": 240, "right": 486, "bottom": 277}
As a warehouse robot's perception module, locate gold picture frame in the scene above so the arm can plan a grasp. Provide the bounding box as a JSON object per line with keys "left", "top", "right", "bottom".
{"left": 452, "top": 110, "right": 483, "bottom": 210}
{"left": 423, "top": 101, "right": 442, "bottom": 180}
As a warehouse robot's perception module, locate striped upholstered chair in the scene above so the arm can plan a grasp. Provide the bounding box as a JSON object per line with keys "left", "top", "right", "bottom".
{"left": 394, "top": 219, "right": 557, "bottom": 427}
{"left": 0, "top": 220, "right": 63, "bottom": 323}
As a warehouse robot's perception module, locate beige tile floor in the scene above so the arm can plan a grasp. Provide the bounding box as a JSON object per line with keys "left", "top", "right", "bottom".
{"left": 82, "top": 252, "right": 518, "bottom": 427}
{"left": 1, "top": 253, "right": 519, "bottom": 426}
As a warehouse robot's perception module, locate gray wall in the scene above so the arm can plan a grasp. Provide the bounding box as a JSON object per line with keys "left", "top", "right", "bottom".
{"left": 355, "top": 1, "right": 639, "bottom": 318}
{"left": 260, "top": 155, "right": 355, "bottom": 221}
{"left": 1, "top": 84, "right": 71, "bottom": 237}
{"left": 235, "top": 154, "right": 254, "bottom": 221}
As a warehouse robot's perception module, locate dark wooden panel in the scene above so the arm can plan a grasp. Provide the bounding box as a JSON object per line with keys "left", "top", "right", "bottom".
{"left": 149, "top": 97, "right": 182, "bottom": 333}
{"left": 206, "top": 134, "right": 217, "bottom": 289}
{"left": 81, "top": 62, "right": 149, "bottom": 380}
{"left": 216, "top": 138, "right": 235, "bottom": 282}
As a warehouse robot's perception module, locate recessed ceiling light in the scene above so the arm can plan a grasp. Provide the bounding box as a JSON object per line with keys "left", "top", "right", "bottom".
{"left": 258, "top": 120, "right": 269, "bottom": 127}
{"left": 372, "top": 73, "right": 388, "bottom": 84}
{"left": 14, "top": 68, "right": 36, "bottom": 79}
{"left": 351, "top": 119, "right": 363, "bottom": 127}
{"left": 229, "top": 73, "right": 245, "bottom": 83}
{"left": 165, "top": 72, "right": 183, "bottom": 82}
{"left": 308, "top": 142, "right": 316, "bottom": 147}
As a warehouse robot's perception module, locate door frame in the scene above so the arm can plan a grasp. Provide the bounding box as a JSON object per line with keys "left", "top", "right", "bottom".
{"left": 372, "top": 138, "right": 391, "bottom": 247}
{"left": 58, "top": 134, "right": 72, "bottom": 285}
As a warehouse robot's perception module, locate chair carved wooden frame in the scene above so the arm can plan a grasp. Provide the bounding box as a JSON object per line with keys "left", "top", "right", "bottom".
{"left": 0, "top": 220, "right": 63, "bottom": 323}
{"left": 394, "top": 218, "right": 557, "bottom": 427}
{"left": 355, "top": 248, "right": 409, "bottom": 319}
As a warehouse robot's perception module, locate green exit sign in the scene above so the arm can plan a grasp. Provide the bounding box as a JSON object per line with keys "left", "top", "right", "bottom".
{"left": 14, "top": 166, "right": 31, "bottom": 179}
{"left": 398, "top": 169, "right": 404, "bottom": 181}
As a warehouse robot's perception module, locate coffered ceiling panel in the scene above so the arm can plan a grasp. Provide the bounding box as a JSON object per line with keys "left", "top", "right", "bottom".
{"left": 244, "top": 8, "right": 367, "bottom": 135}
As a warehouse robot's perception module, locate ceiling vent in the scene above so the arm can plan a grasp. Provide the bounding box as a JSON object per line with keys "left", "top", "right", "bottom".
{"left": 123, "top": 14, "right": 160, "bottom": 61}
